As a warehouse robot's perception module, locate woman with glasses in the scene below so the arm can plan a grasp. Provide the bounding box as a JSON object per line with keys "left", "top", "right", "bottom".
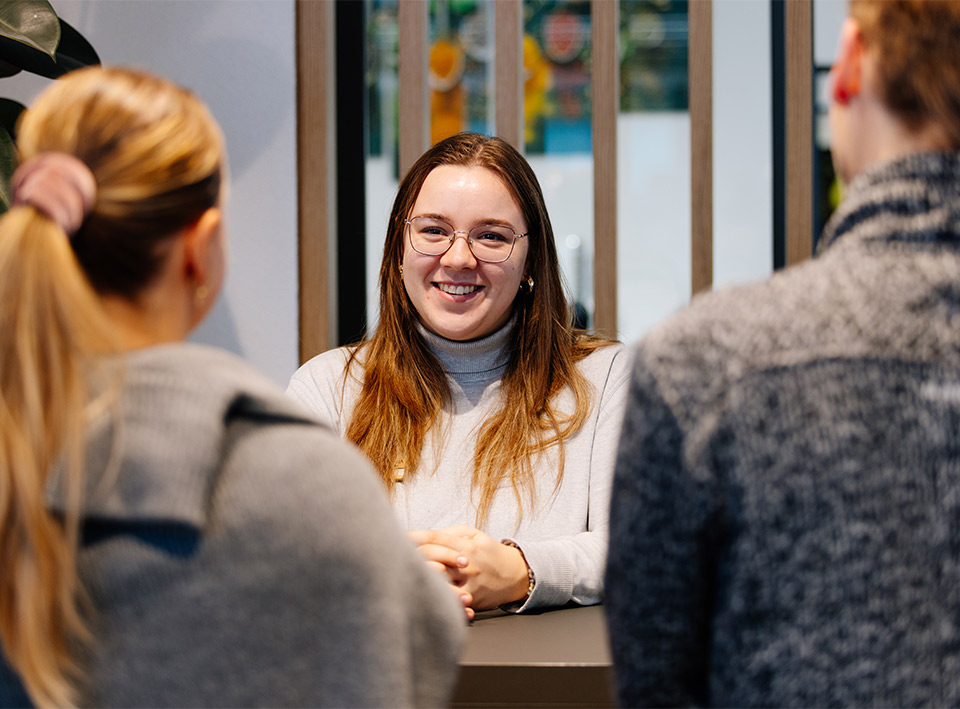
{"left": 288, "top": 132, "right": 630, "bottom": 616}
{"left": 0, "top": 66, "right": 463, "bottom": 708}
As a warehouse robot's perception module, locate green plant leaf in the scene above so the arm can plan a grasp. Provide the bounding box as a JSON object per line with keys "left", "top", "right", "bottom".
{"left": 0, "top": 0, "right": 59, "bottom": 59}
{"left": 0, "top": 58, "right": 21, "bottom": 77}
{"left": 0, "top": 98, "right": 26, "bottom": 140}
{"left": 55, "top": 19, "right": 98, "bottom": 67}
{"left": 0, "top": 18, "right": 99, "bottom": 79}
{"left": 0, "top": 123, "right": 18, "bottom": 213}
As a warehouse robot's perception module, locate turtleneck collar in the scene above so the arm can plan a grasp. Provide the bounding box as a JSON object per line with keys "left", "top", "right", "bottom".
{"left": 416, "top": 313, "right": 515, "bottom": 383}
{"left": 819, "top": 151, "right": 960, "bottom": 253}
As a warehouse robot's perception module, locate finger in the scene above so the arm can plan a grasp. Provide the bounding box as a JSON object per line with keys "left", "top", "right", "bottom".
{"left": 415, "top": 542, "right": 469, "bottom": 570}
{"left": 448, "top": 584, "right": 473, "bottom": 611}
{"left": 455, "top": 588, "right": 476, "bottom": 621}
{"left": 408, "top": 529, "right": 470, "bottom": 552}
{"left": 426, "top": 559, "right": 467, "bottom": 587}
{"left": 425, "top": 560, "right": 448, "bottom": 575}
{"left": 438, "top": 524, "right": 481, "bottom": 538}
{"left": 444, "top": 565, "right": 468, "bottom": 585}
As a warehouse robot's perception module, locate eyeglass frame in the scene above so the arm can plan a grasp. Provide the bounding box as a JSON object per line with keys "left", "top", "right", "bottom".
{"left": 404, "top": 216, "right": 529, "bottom": 264}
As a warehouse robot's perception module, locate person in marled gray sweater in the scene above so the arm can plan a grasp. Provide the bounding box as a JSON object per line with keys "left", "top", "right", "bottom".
{"left": 0, "top": 67, "right": 463, "bottom": 708}
{"left": 606, "top": 1, "right": 960, "bottom": 706}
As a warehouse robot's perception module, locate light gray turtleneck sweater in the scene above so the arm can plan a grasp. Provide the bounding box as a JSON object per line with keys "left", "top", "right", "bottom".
{"left": 287, "top": 322, "right": 631, "bottom": 611}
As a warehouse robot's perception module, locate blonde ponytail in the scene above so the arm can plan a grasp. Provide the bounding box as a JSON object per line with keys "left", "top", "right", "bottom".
{"left": 0, "top": 65, "right": 223, "bottom": 707}
{"left": 0, "top": 207, "right": 115, "bottom": 707}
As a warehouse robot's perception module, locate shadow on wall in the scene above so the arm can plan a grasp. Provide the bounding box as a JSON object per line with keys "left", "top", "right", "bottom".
{"left": 35, "top": 0, "right": 300, "bottom": 384}
{"left": 182, "top": 36, "right": 292, "bottom": 179}
{"left": 191, "top": 296, "right": 244, "bottom": 355}
{"left": 62, "top": 1, "right": 293, "bottom": 179}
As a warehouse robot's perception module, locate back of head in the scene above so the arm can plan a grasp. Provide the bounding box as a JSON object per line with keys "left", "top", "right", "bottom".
{"left": 18, "top": 65, "right": 223, "bottom": 295}
{"left": 851, "top": 0, "right": 960, "bottom": 149}
{"left": 0, "top": 66, "right": 223, "bottom": 708}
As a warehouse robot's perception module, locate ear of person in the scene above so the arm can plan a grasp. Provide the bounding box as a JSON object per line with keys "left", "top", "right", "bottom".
{"left": 181, "top": 207, "right": 222, "bottom": 294}
{"left": 832, "top": 17, "right": 864, "bottom": 105}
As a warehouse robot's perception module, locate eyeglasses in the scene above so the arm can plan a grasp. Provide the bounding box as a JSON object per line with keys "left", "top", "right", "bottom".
{"left": 405, "top": 216, "right": 528, "bottom": 264}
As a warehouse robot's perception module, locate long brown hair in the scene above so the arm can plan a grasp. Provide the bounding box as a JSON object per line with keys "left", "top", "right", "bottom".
{"left": 345, "top": 133, "right": 614, "bottom": 525}
{"left": 0, "top": 66, "right": 223, "bottom": 707}
{"left": 850, "top": 0, "right": 960, "bottom": 148}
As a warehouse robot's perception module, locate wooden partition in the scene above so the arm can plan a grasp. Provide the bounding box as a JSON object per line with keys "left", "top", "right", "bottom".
{"left": 591, "top": 0, "right": 619, "bottom": 337}
{"left": 786, "top": 0, "right": 814, "bottom": 265}
{"left": 295, "top": 0, "right": 334, "bottom": 361}
{"left": 295, "top": 0, "right": 816, "bottom": 357}
{"left": 398, "top": 0, "right": 429, "bottom": 177}
{"left": 690, "top": 0, "right": 713, "bottom": 296}
{"left": 494, "top": 0, "right": 523, "bottom": 150}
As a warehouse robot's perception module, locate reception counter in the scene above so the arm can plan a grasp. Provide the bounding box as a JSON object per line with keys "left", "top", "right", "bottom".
{"left": 452, "top": 604, "right": 615, "bottom": 708}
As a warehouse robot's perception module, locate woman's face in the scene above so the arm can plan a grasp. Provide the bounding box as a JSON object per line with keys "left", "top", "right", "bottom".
{"left": 402, "top": 165, "right": 529, "bottom": 341}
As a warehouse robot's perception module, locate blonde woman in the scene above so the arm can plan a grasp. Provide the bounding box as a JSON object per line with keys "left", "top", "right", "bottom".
{"left": 0, "top": 66, "right": 463, "bottom": 708}
{"left": 288, "top": 133, "right": 631, "bottom": 617}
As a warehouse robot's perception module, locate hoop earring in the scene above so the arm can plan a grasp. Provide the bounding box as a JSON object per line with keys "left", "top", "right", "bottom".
{"left": 519, "top": 276, "right": 534, "bottom": 294}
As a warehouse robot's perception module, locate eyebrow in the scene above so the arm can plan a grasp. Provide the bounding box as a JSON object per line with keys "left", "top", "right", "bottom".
{"left": 413, "top": 213, "right": 519, "bottom": 230}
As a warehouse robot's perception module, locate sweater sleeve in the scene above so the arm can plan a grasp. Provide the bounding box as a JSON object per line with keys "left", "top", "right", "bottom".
{"left": 508, "top": 344, "right": 632, "bottom": 611}
{"left": 604, "top": 347, "right": 715, "bottom": 707}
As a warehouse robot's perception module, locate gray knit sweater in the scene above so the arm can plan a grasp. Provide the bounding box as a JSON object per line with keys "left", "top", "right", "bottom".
{"left": 606, "top": 152, "right": 960, "bottom": 707}
{"left": 0, "top": 344, "right": 464, "bottom": 708}
{"left": 288, "top": 322, "right": 631, "bottom": 611}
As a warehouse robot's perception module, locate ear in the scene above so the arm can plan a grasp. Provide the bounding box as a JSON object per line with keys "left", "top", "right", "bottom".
{"left": 181, "top": 207, "right": 223, "bottom": 286}
{"left": 831, "top": 17, "right": 864, "bottom": 105}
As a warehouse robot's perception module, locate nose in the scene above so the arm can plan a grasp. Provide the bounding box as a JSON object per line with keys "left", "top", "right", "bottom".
{"left": 440, "top": 231, "right": 477, "bottom": 269}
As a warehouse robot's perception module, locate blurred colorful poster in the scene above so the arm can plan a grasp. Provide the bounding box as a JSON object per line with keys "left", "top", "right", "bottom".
{"left": 365, "top": 0, "right": 689, "bottom": 163}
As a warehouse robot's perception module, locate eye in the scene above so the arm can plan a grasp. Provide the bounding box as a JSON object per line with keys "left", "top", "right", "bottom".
{"left": 473, "top": 228, "right": 511, "bottom": 243}
{"left": 412, "top": 217, "right": 453, "bottom": 238}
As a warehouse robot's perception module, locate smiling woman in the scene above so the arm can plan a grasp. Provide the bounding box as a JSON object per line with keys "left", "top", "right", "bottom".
{"left": 288, "top": 132, "right": 631, "bottom": 617}
{"left": 402, "top": 164, "right": 529, "bottom": 342}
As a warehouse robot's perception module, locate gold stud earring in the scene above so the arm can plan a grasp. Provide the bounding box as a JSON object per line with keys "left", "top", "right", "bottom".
{"left": 399, "top": 263, "right": 404, "bottom": 280}
{"left": 195, "top": 283, "right": 209, "bottom": 305}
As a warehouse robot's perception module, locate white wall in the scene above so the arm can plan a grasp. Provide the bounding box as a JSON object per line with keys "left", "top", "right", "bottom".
{"left": 5, "top": 1, "right": 299, "bottom": 386}
{"left": 713, "top": 0, "right": 773, "bottom": 291}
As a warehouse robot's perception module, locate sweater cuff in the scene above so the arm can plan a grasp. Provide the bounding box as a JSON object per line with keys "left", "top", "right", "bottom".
{"left": 497, "top": 538, "right": 578, "bottom": 612}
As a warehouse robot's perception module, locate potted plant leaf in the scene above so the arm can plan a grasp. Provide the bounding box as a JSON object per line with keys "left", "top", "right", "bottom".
{"left": 0, "top": 0, "right": 99, "bottom": 211}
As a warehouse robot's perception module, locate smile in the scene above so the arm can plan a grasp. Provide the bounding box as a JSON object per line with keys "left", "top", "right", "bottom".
{"left": 436, "top": 283, "right": 481, "bottom": 295}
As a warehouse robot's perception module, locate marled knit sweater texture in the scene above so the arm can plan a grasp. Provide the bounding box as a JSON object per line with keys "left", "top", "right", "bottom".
{"left": 0, "top": 344, "right": 464, "bottom": 708}
{"left": 606, "top": 153, "right": 960, "bottom": 707}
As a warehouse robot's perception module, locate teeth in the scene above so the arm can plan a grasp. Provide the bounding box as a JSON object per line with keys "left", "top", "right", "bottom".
{"left": 438, "top": 283, "right": 478, "bottom": 295}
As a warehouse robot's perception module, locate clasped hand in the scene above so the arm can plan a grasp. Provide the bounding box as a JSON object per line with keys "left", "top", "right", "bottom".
{"left": 408, "top": 525, "right": 530, "bottom": 620}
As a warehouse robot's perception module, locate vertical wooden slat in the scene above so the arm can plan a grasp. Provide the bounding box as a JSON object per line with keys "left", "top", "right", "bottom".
{"left": 296, "top": 0, "right": 334, "bottom": 363}
{"left": 494, "top": 0, "right": 523, "bottom": 150}
{"left": 785, "top": 0, "right": 813, "bottom": 265}
{"left": 689, "top": 0, "right": 713, "bottom": 296}
{"left": 591, "top": 0, "right": 618, "bottom": 338}
{"left": 399, "top": 0, "right": 429, "bottom": 177}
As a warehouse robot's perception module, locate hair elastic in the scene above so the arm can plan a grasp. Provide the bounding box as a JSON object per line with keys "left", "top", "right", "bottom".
{"left": 11, "top": 152, "right": 97, "bottom": 236}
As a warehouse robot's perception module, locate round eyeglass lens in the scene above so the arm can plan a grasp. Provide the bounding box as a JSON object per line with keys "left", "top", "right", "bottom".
{"left": 407, "top": 216, "right": 516, "bottom": 263}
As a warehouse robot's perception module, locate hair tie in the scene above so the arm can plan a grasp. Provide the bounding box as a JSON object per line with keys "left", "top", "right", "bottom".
{"left": 11, "top": 152, "right": 97, "bottom": 236}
